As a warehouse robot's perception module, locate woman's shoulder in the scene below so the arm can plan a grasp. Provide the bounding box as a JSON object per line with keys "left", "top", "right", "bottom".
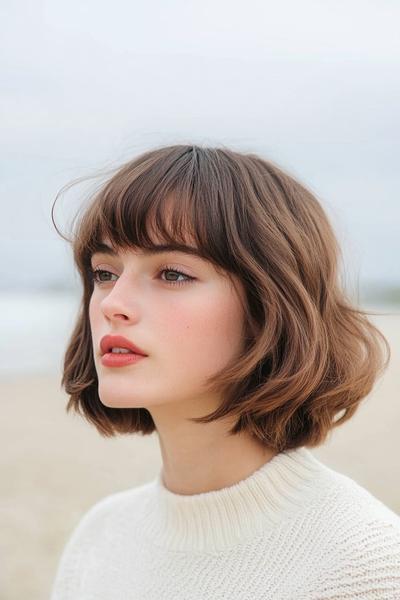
{"left": 77, "top": 479, "right": 155, "bottom": 528}
{"left": 50, "top": 481, "right": 156, "bottom": 599}
{"left": 61, "top": 479, "right": 156, "bottom": 554}
{"left": 317, "top": 464, "right": 400, "bottom": 529}
{"left": 301, "top": 465, "right": 400, "bottom": 597}
{"left": 307, "top": 457, "right": 400, "bottom": 541}
{"left": 328, "top": 474, "right": 400, "bottom": 559}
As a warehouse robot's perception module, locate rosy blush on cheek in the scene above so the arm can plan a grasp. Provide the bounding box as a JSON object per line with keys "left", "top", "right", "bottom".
{"left": 159, "top": 285, "right": 245, "bottom": 379}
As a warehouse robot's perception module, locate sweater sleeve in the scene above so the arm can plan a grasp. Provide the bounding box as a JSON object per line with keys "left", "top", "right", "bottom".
{"left": 307, "top": 518, "right": 400, "bottom": 599}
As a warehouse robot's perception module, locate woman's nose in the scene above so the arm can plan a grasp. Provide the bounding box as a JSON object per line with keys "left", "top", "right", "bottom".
{"left": 100, "top": 276, "right": 141, "bottom": 323}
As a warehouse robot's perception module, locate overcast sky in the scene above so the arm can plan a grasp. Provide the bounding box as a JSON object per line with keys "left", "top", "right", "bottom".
{"left": 1, "top": 0, "right": 399, "bottom": 290}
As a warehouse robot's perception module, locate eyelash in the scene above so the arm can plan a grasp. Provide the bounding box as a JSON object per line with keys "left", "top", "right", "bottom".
{"left": 89, "top": 265, "right": 195, "bottom": 288}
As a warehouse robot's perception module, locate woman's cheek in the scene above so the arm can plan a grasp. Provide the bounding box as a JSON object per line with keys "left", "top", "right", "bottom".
{"left": 163, "top": 288, "right": 243, "bottom": 371}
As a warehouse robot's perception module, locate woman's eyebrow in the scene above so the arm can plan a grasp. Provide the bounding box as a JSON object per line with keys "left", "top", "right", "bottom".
{"left": 90, "top": 242, "right": 203, "bottom": 259}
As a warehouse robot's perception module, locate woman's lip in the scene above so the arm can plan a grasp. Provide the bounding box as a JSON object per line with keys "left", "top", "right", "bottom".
{"left": 100, "top": 334, "right": 147, "bottom": 356}
{"left": 101, "top": 352, "right": 147, "bottom": 368}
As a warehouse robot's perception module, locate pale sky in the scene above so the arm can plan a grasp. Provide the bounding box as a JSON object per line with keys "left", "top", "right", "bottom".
{"left": 1, "top": 0, "right": 399, "bottom": 289}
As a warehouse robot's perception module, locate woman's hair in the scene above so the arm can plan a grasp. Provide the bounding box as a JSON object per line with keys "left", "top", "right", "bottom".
{"left": 52, "top": 144, "right": 391, "bottom": 453}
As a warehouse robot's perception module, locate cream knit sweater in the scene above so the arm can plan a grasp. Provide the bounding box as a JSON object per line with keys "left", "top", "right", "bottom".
{"left": 50, "top": 446, "right": 400, "bottom": 599}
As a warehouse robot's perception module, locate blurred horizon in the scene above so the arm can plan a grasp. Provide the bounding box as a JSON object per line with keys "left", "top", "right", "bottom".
{"left": 1, "top": 271, "right": 399, "bottom": 307}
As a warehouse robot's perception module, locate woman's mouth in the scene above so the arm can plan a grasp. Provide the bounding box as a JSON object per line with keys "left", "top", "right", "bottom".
{"left": 100, "top": 351, "right": 147, "bottom": 368}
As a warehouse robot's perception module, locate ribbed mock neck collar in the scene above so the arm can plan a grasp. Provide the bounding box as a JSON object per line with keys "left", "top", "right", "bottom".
{"left": 142, "top": 446, "right": 329, "bottom": 553}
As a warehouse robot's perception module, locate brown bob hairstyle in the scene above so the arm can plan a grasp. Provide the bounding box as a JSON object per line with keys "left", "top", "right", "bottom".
{"left": 52, "top": 144, "right": 390, "bottom": 453}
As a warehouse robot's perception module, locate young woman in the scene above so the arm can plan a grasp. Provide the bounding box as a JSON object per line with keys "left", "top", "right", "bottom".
{"left": 50, "top": 144, "right": 400, "bottom": 599}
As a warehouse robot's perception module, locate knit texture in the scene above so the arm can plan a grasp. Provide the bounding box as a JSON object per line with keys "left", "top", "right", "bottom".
{"left": 50, "top": 447, "right": 400, "bottom": 599}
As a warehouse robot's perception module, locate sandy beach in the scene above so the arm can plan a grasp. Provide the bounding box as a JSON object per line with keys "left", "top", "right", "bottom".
{"left": 1, "top": 310, "right": 399, "bottom": 600}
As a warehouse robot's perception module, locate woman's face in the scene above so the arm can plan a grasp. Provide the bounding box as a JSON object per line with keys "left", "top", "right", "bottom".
{"left": 88, "top": 236, "right": 247, "bottom": 413}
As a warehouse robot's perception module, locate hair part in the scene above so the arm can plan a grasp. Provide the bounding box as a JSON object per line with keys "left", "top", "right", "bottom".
{"left": 52, "top": 144, "right": 391, "bottom": 452}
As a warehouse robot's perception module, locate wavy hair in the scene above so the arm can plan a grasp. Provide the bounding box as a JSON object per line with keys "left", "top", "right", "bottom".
{"left": 52, "top": 144, "right": 391, "bottom": 452}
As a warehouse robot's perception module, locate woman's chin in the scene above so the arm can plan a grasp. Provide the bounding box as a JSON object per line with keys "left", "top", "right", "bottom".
{"left": 97, "top": 384, "right": 149, "bottom": 409}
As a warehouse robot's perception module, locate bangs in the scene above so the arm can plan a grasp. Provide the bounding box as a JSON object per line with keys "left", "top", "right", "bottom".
{"left": 75, "top": 145, "right": 240, "bottom": 277}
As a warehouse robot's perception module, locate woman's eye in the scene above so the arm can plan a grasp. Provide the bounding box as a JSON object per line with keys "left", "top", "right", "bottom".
{"left": 159, "top": 267, "right": 194, "bottom": 286}
{"left": 90, "top": 269, "right": 117, "bottom": 284}
{"left": 89, "top": 267, "right": 195, "bottom": 287}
